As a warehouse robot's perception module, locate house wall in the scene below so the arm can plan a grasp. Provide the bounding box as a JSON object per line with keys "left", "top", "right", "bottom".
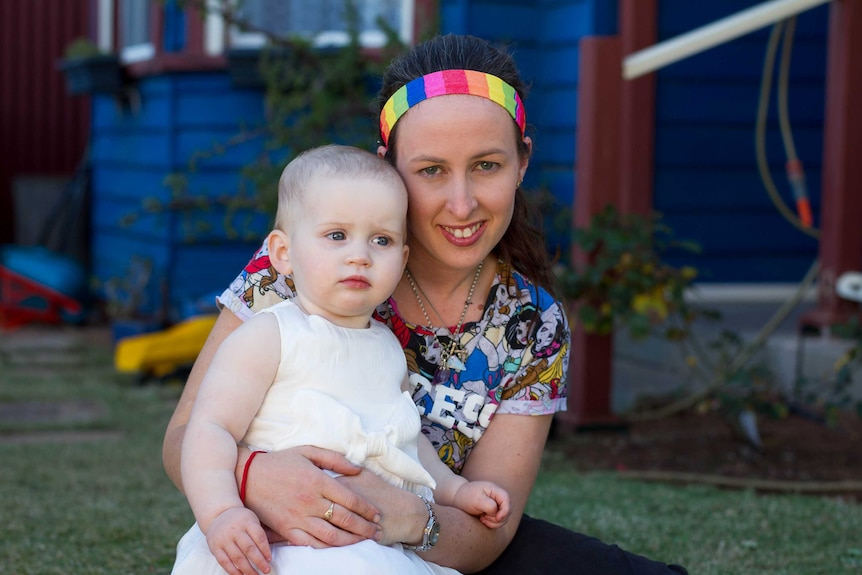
{"left": 88, "top": 0, "right": 831, "bottom": 324}
{"left": 446, "top": 0, "right": 829, "bottom": 283}
{"left": 0, "top": 0, "right": 90, "bottom": 245}
{"left": 89, "top": 73, "right": 271, "bottom": 321}
{"left": 653, "top": 0, "right": 827, "bottom": 282}
{"left": 439, "top": 0, "right": 616, "bottom": 254}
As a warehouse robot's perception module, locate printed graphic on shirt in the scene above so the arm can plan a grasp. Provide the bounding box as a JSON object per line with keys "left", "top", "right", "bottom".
{"left": 222, "top": 242, "right": 569, "bottom": 474}
{"left": 224, "top": 245, "right": 296, "bottom": 315}
{"left": 375, "top": 265, "right": 568, "bottom": 472}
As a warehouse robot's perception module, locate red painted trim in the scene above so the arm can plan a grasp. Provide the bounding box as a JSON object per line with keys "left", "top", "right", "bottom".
{"left": 558, "top": 37, "right": 624, "bottom": 430}
{"left": 801, "top": 0, "right": 862, "bottom": 329}
{"left": 185, "top": 3, "right": 205, "bottom": 56}
{"left": 150, "top": 1, "right": 163, "bottom": 56}
{"left": 572, "top": 37, "right": 622, "bottom": 233}
{"left": 126, "top": 54, "right": 226, "bottom": 77}
{"left": 619, "top": 0, "right": 657, "bottom": 217}
{"left": 413, "top": 0, "right": 438, "bottom": 42}
{"left": 112, "top": 0, "right": 119, "bottom": 52}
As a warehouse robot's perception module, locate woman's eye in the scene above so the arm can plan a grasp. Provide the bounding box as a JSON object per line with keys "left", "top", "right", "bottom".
{"left": 421, "top": 166, "right": 440, "bottom": 176}
{"left": 372, "top": 236, "right": 391, "bottom": 247}
{"left": 477, "top": 161, "right": 497, "bottom": 171}
{"left": 327, "top": 231, "right": 346, "bottom": 241}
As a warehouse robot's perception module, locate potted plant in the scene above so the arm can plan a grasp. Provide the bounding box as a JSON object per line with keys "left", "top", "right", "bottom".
{"left": 59, "top": 37, "right": 124, "bottom": 96}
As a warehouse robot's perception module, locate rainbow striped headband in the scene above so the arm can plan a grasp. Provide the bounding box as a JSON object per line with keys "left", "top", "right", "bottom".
{"left": 379, "top": 69, "right": 526, "bottom": 146}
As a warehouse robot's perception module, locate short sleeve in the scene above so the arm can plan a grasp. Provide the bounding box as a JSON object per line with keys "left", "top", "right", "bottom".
{"left": 216, "top": 240, "right": 296, "bottom": 321}
{"left": 494, "top": 281, "right": 570, "bottom": 417}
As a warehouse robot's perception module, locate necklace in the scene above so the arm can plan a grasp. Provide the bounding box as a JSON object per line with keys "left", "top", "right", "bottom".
{"left": 405, "top": 261, "right": 484, "bottom": 385}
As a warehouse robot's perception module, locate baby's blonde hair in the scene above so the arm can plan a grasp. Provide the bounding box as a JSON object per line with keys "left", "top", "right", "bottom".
{"left": 275, "top": 144, "right": 406, "bottom": 231}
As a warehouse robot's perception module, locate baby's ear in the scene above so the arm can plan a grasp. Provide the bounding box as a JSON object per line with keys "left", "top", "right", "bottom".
{"left": 267, "top": 230, "right": 292, "bottom": 275}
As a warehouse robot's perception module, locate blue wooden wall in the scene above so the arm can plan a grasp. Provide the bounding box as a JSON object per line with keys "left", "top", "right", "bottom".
{"left": 653, "top": 0, "right": 827, "bottom": 283}
{"left": 89, "top": 0, "right": 830, "bottom": 323}
{"left": 89, "top": 73, "right": 271, "bottom": 321}
{"left": 440, "top": 0, "right": 616, "bottom": 256}
{"left": 445, "top": 0, "right": 828, "bottom": 283}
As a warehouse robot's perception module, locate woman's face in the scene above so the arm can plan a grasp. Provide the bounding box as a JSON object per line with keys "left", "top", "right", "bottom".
{"left": 386, "top": 95, "right": 529, "bottom": 273}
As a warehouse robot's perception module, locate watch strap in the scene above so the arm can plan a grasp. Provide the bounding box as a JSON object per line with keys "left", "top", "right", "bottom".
{"left": 402, "top": 494, "right": 437, "bottom": 552}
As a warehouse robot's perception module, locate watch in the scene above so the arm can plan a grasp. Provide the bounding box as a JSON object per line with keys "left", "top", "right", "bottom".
{"left": 402, "top": 495, "right": 440, "bottom": 552}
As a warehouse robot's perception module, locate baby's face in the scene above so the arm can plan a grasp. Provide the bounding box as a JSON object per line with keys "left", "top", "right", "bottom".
{"left": 288, "top": 174, "right": 408, "bottom": 328}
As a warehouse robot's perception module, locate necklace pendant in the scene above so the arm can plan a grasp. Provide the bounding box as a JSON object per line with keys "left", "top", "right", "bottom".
{"left": 444, "top": 340, "right": 466, "bottom": 372}
{"left": 446, "top": 355, "right": 466, "bottom": 372}
{"left": 432, "top": 367, "right": 451, "bottom": 385}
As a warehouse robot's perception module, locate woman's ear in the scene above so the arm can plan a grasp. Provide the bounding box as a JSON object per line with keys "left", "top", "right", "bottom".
{"left": 267, "top": 230, "right": 292, "bottom": 276}
{"left": 519, "top": 136, "right": 533, "bottom": 181}
{"left": 376, "top": 144, "right": 388, "bottom": 159}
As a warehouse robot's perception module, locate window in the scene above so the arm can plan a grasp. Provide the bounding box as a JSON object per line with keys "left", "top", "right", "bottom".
{"left": 227, "top": 0, "right": 413, "bottom": 49}
{"left": 96, "top": 0, "right": 155, "bottom": 63}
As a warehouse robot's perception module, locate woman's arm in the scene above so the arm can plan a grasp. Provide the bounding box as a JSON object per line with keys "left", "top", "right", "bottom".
{"left": 164, "top": 306, "right": 242, "bottom": 491}
{"left": 162, "top": 306, "right": 382, "bottom": 546}
{"left": 340, "top": 412, "right": 553, "bottom": 573}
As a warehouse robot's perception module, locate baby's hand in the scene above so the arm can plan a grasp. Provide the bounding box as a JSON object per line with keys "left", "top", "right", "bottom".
{"left": 205, "top": 506, "right": 272, "bottom": 575}
{"left": 454, "top": 480, "right": 511, "bottom": 529}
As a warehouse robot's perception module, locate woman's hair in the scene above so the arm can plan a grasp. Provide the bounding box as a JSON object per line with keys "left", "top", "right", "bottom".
{"left": 377, "top": 34, "right": 556, "bottom": 293}
{"left": 275, "top": 144, "right": 404, "bottom": 231}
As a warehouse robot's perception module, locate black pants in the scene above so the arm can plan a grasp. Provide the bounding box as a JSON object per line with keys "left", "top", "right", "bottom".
{"left": 475, "top": 516, "right": 689, "bottom": 575}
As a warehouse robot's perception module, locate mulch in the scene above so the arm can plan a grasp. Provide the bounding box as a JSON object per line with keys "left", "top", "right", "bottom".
{"left": 549, "top": 407, "right": 862, "bottom": 500}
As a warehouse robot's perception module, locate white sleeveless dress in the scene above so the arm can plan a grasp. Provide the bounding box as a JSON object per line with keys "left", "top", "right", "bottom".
{"left": 172, "top": 300, "right": 459, "bottom": 575}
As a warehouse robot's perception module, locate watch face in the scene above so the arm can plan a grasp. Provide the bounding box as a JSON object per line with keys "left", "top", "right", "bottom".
{"left": 428, "top": 522, "right": 440, "bottom": 547}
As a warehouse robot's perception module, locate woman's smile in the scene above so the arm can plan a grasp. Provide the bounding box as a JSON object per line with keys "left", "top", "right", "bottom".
{"left": 440, "top": 221, "right": 485, "bottom": 244}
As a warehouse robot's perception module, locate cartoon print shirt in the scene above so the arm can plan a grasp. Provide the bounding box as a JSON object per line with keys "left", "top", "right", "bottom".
{"left": 218, "top": 243, "right": 570, "bottom": 473}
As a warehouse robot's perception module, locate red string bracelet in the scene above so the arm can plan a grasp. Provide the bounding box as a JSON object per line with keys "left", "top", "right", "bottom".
{"left": 240, "top": 450, "right": 266, "bottom": 505}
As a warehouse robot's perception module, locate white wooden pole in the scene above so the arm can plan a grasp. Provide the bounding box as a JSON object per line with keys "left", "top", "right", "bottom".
{"left": 623, "top": 0, "right": 832, "bottom": 79}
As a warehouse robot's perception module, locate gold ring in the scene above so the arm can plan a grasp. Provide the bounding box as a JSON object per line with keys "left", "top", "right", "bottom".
{"left": 323, "top": 501, "right": 335, "bottom": 521}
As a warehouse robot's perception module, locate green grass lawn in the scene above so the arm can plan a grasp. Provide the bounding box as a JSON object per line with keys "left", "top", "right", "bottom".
{"left": 1, "top": 329, "right": 860, "bottom": 574}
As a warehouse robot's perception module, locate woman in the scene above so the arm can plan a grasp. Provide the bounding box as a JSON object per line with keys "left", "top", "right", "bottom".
{"left": 163, "top": 34, "right": 687, "bottom": 575}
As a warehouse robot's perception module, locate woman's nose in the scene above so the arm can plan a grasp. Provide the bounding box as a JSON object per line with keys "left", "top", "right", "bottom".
{"left": 446, "top": 176, "right": 478, "bottom": 218}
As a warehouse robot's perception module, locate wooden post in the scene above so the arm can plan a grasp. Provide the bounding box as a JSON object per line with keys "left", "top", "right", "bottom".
{"left": 558, "top": 0, "right": 658, "bottom": 430}
{"left": 557, "top": 36, "right": 623, "bottom": 430}
{"left": 619, "top": 0, "right": 658, "bottom": 217}
{"left": 800, "top": 0, "right": 862, "bottom": 330}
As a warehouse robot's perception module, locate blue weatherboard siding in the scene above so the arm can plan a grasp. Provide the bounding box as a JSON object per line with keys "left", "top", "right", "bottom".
{"left": 89, "top": 72, "right": 271, "bottom": 321}
{"left": 440, "top": 0, "right": 613, "bottom": 256}
{"left": 441, "top": 0, "right": 827, "bottom": 282}
{"left": 654, "top": 0, "right": 827, "bottom": 282}
{"left": 88, "top": 0, "right": 830, "bottom": 318}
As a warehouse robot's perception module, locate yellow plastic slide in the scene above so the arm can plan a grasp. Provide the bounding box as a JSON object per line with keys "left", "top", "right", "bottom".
{"left": 114, "top": 315, "right": 217, "bottom": 378}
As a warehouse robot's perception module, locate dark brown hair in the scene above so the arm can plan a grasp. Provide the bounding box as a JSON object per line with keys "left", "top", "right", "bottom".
{"left": 377, "top": 34, "right": 556, "bottom": 293}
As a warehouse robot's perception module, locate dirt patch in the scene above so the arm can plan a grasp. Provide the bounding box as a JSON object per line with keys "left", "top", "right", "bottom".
{"left": 549, "top": 408, "right": 862, "bottom": 498}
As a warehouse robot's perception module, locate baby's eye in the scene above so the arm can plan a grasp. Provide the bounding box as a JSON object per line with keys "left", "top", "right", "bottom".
{"left": 372, "top": 236, "right": 391, "bottom": 247}
{"left": 327, "top": 231, "right": 346, "bottom": 241}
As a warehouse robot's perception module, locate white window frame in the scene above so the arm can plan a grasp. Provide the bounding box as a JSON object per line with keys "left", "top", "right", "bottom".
{"left": 118, "top": 0, "right": 155, "bottom": 63}
{"left": 98, "top": 0, "right": 155, "bottom": 63}
{"left": 208, "top": 0, "right": 414, "bottom": 53}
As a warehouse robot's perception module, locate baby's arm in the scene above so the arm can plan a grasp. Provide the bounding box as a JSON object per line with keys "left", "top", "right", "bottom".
{"left": 181, "top": 313, "right": 283, "bottom": 574}
{"left": 415, "top": 433, "right": 511, "bottom": 529}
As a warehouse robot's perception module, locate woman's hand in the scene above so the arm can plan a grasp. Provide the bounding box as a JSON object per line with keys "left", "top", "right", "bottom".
{"left": 336, "top": 469, "right": 428, "bottom": 546}
{"left": 240, "top": 445, "right": 382, "bottom": 548}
